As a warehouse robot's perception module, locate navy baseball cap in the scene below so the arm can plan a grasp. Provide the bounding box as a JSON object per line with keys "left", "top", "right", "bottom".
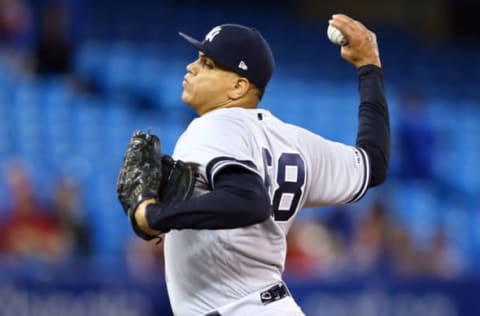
{"left": 179, "top": 24, "right": 275, "bottom": 89}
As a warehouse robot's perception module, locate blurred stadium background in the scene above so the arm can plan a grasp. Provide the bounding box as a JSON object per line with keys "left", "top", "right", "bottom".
{"left": 0, "top": 0, "right": 479, "bottom": 315}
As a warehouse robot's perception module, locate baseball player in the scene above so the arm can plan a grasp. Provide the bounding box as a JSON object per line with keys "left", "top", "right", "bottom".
{"left": 120, "top": 14, "right": 390, "bottom": 316}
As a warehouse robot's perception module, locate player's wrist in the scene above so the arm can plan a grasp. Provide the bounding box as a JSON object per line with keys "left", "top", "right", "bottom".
{"left": 134, "top": 198, "right": 161, "bottom": 236}
{"left": 353, "top": 55, "right": 381, "bottom": 69}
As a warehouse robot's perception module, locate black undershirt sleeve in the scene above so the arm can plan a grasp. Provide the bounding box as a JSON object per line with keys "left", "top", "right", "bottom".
{"left": 145, "top": 166, "right": 271, "bottom": 232}
{"left": 355, "top": 65, "right": 390, "bottom": 187}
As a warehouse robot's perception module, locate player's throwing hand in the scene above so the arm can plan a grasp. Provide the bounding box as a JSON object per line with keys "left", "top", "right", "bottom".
{"left": 329, "top": 14, "right": 381, "bottom": 68}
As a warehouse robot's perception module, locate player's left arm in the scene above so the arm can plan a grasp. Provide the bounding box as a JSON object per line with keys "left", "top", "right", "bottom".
{"left": 134, "top": 165, "right": 271, "bottom": 236}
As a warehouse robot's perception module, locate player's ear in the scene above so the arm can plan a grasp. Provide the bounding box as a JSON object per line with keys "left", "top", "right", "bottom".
{"left": 228, "top": 77, "right": 250, "bottom": 100}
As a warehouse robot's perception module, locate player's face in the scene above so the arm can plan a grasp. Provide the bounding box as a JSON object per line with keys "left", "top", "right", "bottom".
{"left": 182, "top": 52, "right": 240, "bottom": 115}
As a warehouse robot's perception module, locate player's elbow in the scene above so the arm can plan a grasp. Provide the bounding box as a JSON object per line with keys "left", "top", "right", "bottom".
{"left": 250, "top": 186, "right": 272, "bottom": 223}
{"left": 361, "top": 144, "right": 389, "bottom": 187}
{"left": 226, "top": 181, "right": 271, "bottom": 225}
{"left": 216, "top": 168, "right": 272, "bottom": 225}
{"left": 369, "top": 163, "right": 388, "bottom": 187}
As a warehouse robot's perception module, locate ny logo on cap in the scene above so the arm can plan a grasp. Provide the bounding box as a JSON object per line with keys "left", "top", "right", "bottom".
{"left": 205, "top": 26, "right": 222, "bottom": 42}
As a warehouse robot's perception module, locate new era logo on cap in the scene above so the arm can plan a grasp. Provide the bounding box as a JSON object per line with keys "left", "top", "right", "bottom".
{"left": 179, "top": 23, "right": 275, "bottom": 89}
{"left": 238, "top": 61, "right": 248, "bottom": 70}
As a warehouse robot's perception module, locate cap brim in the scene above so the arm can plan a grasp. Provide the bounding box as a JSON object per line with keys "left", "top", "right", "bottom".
{"left": 178, "top": 31, "right": 236, "bottom": 78}
{"left": 178, "top": 32, "right": 205, "bottom": 53}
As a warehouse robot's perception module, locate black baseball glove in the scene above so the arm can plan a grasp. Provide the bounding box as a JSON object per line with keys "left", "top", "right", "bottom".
{"left": 158, "top": 155, "right": 197, "bottom": 205}
{"left": 117, "top": 130, "right": 198, "bottom": 241}
{"left": 116, "top": 130, "right": 163, "bottom": 240}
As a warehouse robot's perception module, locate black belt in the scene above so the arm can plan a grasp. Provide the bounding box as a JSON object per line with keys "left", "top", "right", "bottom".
{"left": 205, "top": 282, "right": 291, "bottom": 316}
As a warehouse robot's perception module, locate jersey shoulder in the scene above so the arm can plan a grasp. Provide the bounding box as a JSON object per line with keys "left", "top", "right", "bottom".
{"left": 173, "top": 108, "right": 254, "bottom": 165}
{"left": 185, "top": 108, "right": 248, "bottom": 139}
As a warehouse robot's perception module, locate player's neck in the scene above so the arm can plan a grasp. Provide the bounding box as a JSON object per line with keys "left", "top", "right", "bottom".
{"left": 198, "top": 98, "right": 258, "bottom": 116}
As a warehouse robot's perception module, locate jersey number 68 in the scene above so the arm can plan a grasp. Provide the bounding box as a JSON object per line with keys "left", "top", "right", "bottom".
{"left": 262, "top": 148, "right": 305, "bottom": 221}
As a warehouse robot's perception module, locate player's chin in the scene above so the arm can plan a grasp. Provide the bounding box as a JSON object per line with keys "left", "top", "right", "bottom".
{"left": 181, "top": 90, "right": 195, "bottom": 107}
{"left": 181, "top": 90, "right": 190, "bottom": 103}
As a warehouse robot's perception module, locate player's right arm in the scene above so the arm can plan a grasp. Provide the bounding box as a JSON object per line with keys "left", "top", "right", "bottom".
{"left": 332, "top": 14, "right": 389, "bottom": 187}
{"left": 304, "top": 15, "right": 389, "bottom": 207}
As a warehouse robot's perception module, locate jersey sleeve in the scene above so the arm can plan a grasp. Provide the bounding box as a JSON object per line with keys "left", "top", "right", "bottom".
{"left": 302, "top": 130, "right": 370, "bottom": 208}
{"left": 172, "top": 113, "right": 261, "bottom": 188}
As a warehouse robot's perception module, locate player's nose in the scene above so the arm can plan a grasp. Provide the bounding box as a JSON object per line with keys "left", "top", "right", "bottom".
{"left": 186, "top": 61, "right": 196, "bottom": 75}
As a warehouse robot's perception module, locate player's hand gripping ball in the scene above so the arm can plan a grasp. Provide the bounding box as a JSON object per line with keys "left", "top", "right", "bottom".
{"left": 327, "top": 24, "right": 348, "bottom": 46}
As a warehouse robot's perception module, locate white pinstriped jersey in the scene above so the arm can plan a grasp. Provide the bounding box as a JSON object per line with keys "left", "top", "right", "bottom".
{"left": 165, "top": 107, "right": 369, "bottom": 315}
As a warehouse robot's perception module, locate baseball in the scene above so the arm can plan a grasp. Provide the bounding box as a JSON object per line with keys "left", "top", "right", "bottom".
{"left": 327, "top": 24, "right": 347, "bottom": 46}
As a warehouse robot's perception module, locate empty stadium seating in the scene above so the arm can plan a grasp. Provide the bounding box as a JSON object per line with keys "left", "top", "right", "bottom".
{"left": 1, "top": 1, "right": 479, "bottom": 271}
